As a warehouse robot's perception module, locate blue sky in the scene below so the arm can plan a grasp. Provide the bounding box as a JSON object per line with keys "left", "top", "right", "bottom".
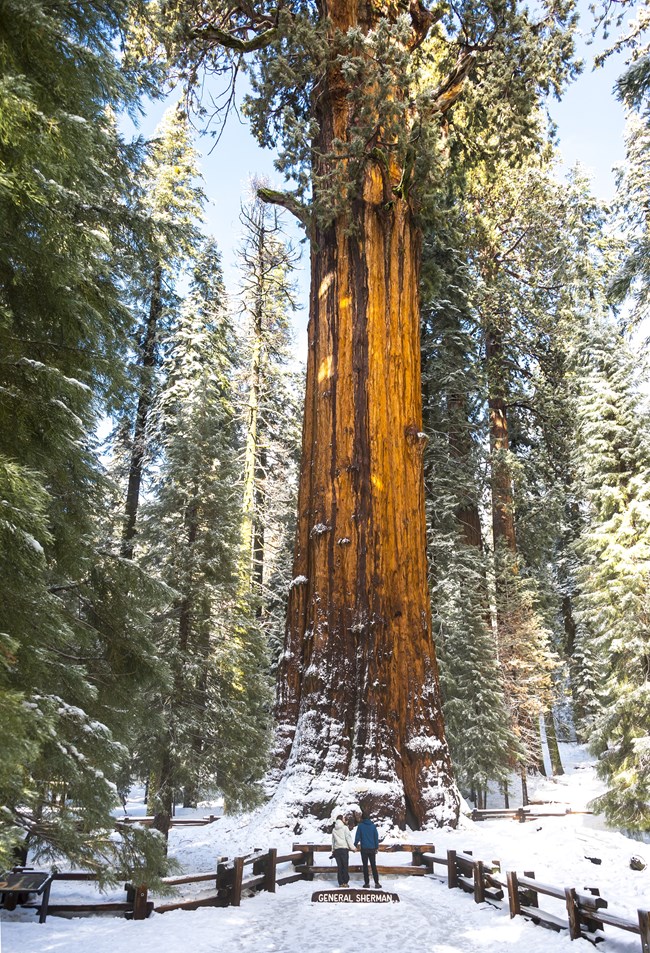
{"left": 549, "top": 10, "right": 628, "bottom": 202}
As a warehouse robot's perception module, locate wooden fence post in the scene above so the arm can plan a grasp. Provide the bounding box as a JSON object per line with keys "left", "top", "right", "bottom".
{"left": 231, "top": 857, "right": 245, "bottom": 907}
{"left": 419, "top": 848, "right": 434, "bottom": 874}
{"left": 506, "top": 871, "right": 521, "bottom": 918}
{"left": 639, "top": 910, "right": 650, "bottom": 953}
{"left": 565, "top": 887, "right": 582, "bottom": 940}
{"left": 473, "top": 861, "right": 485, "bottom": 903}
{"left": 580, "top": 886, "right": 605, "bottom": 935}
{"left": 522, "top": 870, "right": 538, "bottom": 908}
{"left": 447, "top": 850, "right": 458, "bottom": 889}
{"left": 302, "top": 846, "right": 314, "bottom": 881}
{"left": 216, "top": 860, "right": 233, "bottom": 904}
{"left": 265, "top": 848, "right": 277, "bottom": 894}
{"left": 132, "top": 884, "right": 149, "bottom": 921}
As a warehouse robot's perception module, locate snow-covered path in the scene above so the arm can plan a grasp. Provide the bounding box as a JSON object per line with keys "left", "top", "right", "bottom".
{"left": 1, "top": 745, "right": 647, "bottom": 953}
{"left": 1, "top": 872, "right": 641, "bottom": 953}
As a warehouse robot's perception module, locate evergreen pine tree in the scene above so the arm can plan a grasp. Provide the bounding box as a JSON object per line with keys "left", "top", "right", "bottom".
{"left": 570, "top": 319, "right": 650, "bottom": 829}
{"left": 117, "top": 102, "right": 206, "bottom": 559}
{"left": 0, "top": 0, "right": 168, "bottom": 875}
{"left": 236, "top": 192, "right": 303, "bottom": 664}
{"left": 140, "top": 240, "right": 271, "bottom": 830}
{"left": 420, "top": 194, "right": 516, "bottom": 805}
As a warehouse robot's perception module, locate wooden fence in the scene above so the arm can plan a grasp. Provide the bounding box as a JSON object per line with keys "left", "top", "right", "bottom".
{"left": 471, "top": 806, "right": 594, "bottom": 823}
{"left": 12, "top": 840, "right": 650, "bottom": 952}
{"left": 163, "top": 841, "right": 645, "bottom": 953}
{"left": 422, "top": 846, "right": 649, "bottom": 953}
{"left": 154, "top": 847, "right": 305, "bottom": 913}
{"left": 16, "top": 871, "right": 152, "bottom": 921}
{"left": 118, "top": 814, "right": 220, "bottom": 828}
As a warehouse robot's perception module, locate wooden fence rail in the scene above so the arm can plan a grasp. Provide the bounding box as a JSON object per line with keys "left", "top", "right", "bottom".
{"left": 117, "top": 814, "right": 220, "bottom": 828}
{"left": 471, "top": 807, "right": 594, "bottom": 823}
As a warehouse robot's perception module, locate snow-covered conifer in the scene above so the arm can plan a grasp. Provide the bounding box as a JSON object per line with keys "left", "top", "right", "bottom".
{"left": 139, "top": 240, "right": 271, "bottom": 828}
{"left": 236, "top": 191, "right": 303, "bottom": 663}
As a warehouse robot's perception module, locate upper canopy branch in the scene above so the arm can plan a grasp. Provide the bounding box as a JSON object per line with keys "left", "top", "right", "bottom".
{"left": 257, "top": 186, "right": 312, "bottom": 230}
{"left": 407, "top": 0, "right": 445, "bottom": 51}
{"left": 184, "top": 1, "right": 287, "bottom": 54}
{"left": 188, "top": 23, "right": 278, "bottom": 54}
{"left": 424, "top": 49, "right": 477, "bottom": 116}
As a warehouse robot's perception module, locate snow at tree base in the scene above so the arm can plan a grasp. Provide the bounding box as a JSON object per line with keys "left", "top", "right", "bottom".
{"left": 3, "top": 746, "right": 650, "bottom": 953}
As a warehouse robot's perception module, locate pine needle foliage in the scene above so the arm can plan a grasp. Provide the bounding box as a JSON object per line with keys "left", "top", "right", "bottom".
{"left": 140, "top": 241, "right": 272, "bottom": 816}
{"left": 570, "top": 319, "right": 650, "bottom": 829}
{"left": 0, "top": 0, "right": 169, "bottom": 877}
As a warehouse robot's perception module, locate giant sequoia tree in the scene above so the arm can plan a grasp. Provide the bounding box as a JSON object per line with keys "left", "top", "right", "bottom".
{"left": 151, "top": 0, "right": 578, "bottom": 827}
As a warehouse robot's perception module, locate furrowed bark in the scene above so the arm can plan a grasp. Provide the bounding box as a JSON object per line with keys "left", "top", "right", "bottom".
{"left": 273, "top": 0, "right": 458, "bottom": 829}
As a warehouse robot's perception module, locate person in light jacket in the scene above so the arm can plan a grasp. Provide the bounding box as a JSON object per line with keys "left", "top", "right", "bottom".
{"left": 354, "top": 811, "right": 381, "bottom": 888}
{"left": 331, "top": 815, "right": 356, "bottom": 887}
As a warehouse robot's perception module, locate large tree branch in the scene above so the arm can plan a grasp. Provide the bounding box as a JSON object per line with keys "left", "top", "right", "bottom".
{"left": 424, "top": 50, "right": 477, "bottom": 116}
{"left": 257, "top": 187, "right": 312, "bottom": 230}
{"left": 408, "top": 0, "right": 446, "bottom": 51}
{"left": 188, "top": 24, "right": 278, "bottom": 53}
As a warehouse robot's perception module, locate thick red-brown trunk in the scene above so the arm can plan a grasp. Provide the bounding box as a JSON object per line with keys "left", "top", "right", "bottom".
{"left": 273, "top": 1, "right": 458, "bottom": 829}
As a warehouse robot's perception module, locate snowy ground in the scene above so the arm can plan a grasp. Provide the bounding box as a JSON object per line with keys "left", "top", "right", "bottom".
{"left": 2, "top": 743, "right": 649, "bottom": 953}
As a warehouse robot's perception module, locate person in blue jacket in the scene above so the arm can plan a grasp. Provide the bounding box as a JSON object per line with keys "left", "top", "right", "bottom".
{"left": 354, "top": 811, "right": 382, "bottom": 888}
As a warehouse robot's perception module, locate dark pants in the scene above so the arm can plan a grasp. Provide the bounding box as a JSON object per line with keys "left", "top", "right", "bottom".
{"left": 360, "top": 849, "right": 380, "bottom": 886}
{"left": 333, "top": 848, "right": 350, "bottom": 886}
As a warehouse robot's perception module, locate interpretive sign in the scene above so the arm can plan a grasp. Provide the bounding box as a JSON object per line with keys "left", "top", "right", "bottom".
{"left": 0, "top": 871, "right": 51, "bottom": 894}
{"left": 312, "top": 889, "right": 399, "bottom": 903}
{"left": 0, "top": 869, "right": 53, "bottom": 923}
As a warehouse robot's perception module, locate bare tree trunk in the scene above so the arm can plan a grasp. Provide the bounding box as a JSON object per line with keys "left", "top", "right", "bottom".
{"left": 254, "top": 445, "right": 266, "bottom": 608}
{"left": 447, "top": 393, "right": 484, "bottom": 550}
{"left": 486, "top": 326, "right": 517, "bottom": 553}
{"left": 273, "top": 2, "right": 458, "bottom": 829}
{"left": 150, "top": 748, "right": 173, "bottom": 848}
{"left": 122, "top": 263, "right": 162, "bottom": 559}
{"left": 241, "top": 264, "right": 264, "bottom": 591}
{"left": 544, "top": 710, "right": 564, "bottom": 776}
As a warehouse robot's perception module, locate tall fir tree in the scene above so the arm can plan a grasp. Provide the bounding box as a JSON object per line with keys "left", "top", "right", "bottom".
{"left": 237, "top": 190, "right": 302, "bottom": 635}
{"left": 570, "top": 317, "right": 650, "bottom": 829}
{"left": 420, "top": 192, "right": 516, "bottom": 807}
{"left": 139, "top": 240, "right": 271, "bottom": 832}
{"left": 0, "top": 0, "right": 168, "bottom": 876}
{"left": 116, "top": 102, "right": 206, "bottom": 559}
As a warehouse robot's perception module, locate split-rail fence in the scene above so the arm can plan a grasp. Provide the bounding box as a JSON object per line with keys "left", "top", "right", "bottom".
{"left": 6, "top": 840, "right": 649, "bottom": 952}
